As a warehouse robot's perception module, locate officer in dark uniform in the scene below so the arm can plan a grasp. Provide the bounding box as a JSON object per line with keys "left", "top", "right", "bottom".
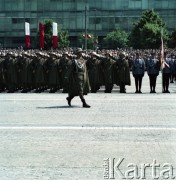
{"left": 162, "top": 53, "right": 172, "bottom": 93}
{"left": 65, "top": 48, "right": 90, "bottom": 108}
{"left": 0, "top": 53, "right": 5, "bottom": 92}
{"left": 146, "top": 53, "right": 160, "bottom": 93}
{"left": 132, "top": 53, "right": 145, "bottom": 93}
{"left": 170, "top": 54, "right": 175, "bottom": 83}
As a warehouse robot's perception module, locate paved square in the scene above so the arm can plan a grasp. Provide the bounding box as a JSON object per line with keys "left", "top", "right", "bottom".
{"left": 0, "top": 74, "right": 176, "bottom": 180}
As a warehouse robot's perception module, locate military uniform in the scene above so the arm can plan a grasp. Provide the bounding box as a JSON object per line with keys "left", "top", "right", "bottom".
{"left": 170, "top": 55, "right": 175, "bottom": 83}
{"left": 162, "top": 57, "right": 172, "bottom": 93}
{"left": 0, "top": 54, "right": 5, "bottom": 92}
{"left": 59, "top": 53, "right": 72, "bottom": 93}
{"left": 3, "top": 53, "right": 17, "bottom": 93}
{"left": 33, "top": 53, "right": 45, "bottom": 93}
{"left": 65, "top": 48, "right": 90, "bottom": 108}
{"left": 101, "top": 53, "right": 115, "bottom": 93}
{"left": 47, "top": 54, "right": 61, "bottom": 93}
{"left": 86, "top": 52, "right": 101, "bottom": 93}
{"left": 132, "top": 54, "right": 145, "bottom": 93}
{"left": 146, "top": 55, "right": 160, "bottom": 93}
{"left": 114, "top": 52, "right": 131, "bottom": 93}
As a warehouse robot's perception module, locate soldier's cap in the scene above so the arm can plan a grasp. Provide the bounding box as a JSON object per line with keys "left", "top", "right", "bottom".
{"left": 48, "top": 52, "right": 55, "bottom": 56}
{"left": 119, "top": 52, "right": 126, "bottom": 58}
{"left": 91, "top": 51, "right": 97, "bottom": 56}
{"left": 105, "top": 52, "right": 112, "bottom": 56}
{"left": 23, "top": 52, "right": 30, "bottom": 56}
{"left": 36, "top": 52, "right": 43, "bottom": 56}
{"left": 63, "top": 51, "right": 69, "bottom": 55}
{"left": 76, "top": 48, "right": 83, "bottom": 53}
{"left": 7, "top": 52, "right": 13, "bottom": 56}
{"left": 13, "top": 53, "right": 18, "bottom": 57}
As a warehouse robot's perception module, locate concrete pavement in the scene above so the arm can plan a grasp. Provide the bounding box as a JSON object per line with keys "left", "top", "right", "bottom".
{"left": 0, "top": 73, "right": 176, "bottom": 180}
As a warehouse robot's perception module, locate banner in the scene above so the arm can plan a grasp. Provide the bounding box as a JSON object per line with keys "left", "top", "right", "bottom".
{"left": 39, "top": 23, "right": 44, "bottom": 49}
{"left": 25, "top": 22, "right": 30, "bottom": 48}
{"left": 53, "top": 22, "right": 58, "bottom": 49}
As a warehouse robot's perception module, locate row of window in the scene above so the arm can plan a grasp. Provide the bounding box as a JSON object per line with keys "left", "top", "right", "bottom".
{"left": 0, "top": 15, "right": 175, "bottom": 34}
{"left": 0, "top": 0, "right": 176, "bottom": 11}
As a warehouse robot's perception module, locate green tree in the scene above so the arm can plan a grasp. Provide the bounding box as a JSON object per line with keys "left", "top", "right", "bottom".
{"left": 43, "top": 19, "right": 53, "bottom": 49}
{"left": 130, "top": 9, "right": 168, "bottom": 49}
{"left": 104, "top": 28, "right": 129, "bottom": 49}
{"left": 36, "top": 19, "right": 70, "bottom": 49}
{"left": 168, "top": 29, "right": 176, "bottom": 48}
{"left": 58, "top": 27, "right": 70, "bottom": 49}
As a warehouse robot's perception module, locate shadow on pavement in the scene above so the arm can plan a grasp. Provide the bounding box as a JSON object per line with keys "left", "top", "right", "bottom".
{"left": 37, "top": 105, "right": 81, "bottom": 109}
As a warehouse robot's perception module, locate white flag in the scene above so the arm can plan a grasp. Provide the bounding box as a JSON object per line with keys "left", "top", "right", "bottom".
{"left": 53, "top": 22, "right": 58, "bottom": 36}
{"left": 25, "top": 22, "right": 30, "bottom": 36}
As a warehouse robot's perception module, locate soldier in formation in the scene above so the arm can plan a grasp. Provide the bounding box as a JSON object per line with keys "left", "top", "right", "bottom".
{"left": 0, "top": 48, "right": 176, "bottom": 96}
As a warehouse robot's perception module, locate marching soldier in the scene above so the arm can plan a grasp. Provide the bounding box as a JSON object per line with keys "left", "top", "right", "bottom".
{"left": 132, "top": 53, "right": 145, "bottom": 93}
{"left": 146, "top": 53, "right": 160, "bottom": 93}
{"left": 65, "top": 48, "right": 90, "bottom": 108}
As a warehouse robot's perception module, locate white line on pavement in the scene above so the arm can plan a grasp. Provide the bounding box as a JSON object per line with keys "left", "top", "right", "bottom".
{"left": 0, "top": 126, "right": 176, "bottom": 130}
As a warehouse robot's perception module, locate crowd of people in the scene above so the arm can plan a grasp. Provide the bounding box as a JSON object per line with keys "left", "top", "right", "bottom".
{"left": 0, "top": 47, "right": 176, "bottom": 106}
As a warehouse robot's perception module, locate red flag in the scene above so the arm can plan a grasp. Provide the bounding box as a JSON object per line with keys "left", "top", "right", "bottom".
{"left": 83, "top": 34, "right": 92, "bottom": 39}
{"left": 53, "top": 22, "right": 58, "bottom": 49}
{"left": 39, "top": 23, "right": 44, "bottom": 49}
{"left": 25, "top": 22, "right": 30, "bottom": 48}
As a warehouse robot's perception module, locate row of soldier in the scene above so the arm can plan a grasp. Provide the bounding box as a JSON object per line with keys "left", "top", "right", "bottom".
{"left": 0, "top": 49, "right": 176, "bottom": 93}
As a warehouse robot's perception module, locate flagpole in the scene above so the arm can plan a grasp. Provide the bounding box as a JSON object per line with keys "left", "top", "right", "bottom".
{"left": 161, "top": 29, "right": 164, "bottom": 93}
{"left": 85, "top": 3, "right": 87, "bottom": 50}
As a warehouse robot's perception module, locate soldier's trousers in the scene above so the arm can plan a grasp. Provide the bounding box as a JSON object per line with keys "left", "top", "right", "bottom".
{"left": 149, "top": 75, "right": 157, "bottom": 91}
{"left": 163, "top": 73, "right": 170, "bottom": 91}
{"left": 134, "top": 75, "right": 143, "bottom": 92}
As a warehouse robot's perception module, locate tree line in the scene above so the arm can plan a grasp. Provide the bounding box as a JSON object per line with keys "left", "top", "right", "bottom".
{"left": 37, "top": 10, "right": 176, "bottom": 50}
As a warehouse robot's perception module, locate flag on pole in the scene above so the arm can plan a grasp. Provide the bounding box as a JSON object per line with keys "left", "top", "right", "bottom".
{"left": 53, "top": 22, "right": 58, "bottom": 49}
{"left": 160, "top": 36, "right": 165, "bottom": 69}
{"left": 83, "top": 34, "right": 92, "bottom": 39}
{"left": 39, "top": 23, "right": 44, "bottom": 49}
{"left": 25, "top": 22, "right": 30, "bottom": 48}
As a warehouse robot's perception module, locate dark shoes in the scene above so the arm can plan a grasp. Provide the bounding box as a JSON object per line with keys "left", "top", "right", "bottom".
{"left": 135, "top": 90, "right": 142, "bottom": 93}
{"left": 82, "top": 99, "right": 91, "bottom": 108}
{"left": 163, "top": 90, "right": 170, "bottom": 93}
{"left": 66, "top": 97, "right": 72, "bottom": 106}
{"left": 66, "top": 97, "right": 90, "bottom": 108}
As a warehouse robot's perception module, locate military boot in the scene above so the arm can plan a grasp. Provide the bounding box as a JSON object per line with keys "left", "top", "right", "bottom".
{"left": 82, "top": 99, "right": 91, "bottom": 108}
{"left": 66, "top": 97, "right": 72, "bottom": 106}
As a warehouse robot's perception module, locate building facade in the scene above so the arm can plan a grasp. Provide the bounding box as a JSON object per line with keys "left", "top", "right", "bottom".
{"left": 0, "top": 0, "right": 176, "bottom": 48}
